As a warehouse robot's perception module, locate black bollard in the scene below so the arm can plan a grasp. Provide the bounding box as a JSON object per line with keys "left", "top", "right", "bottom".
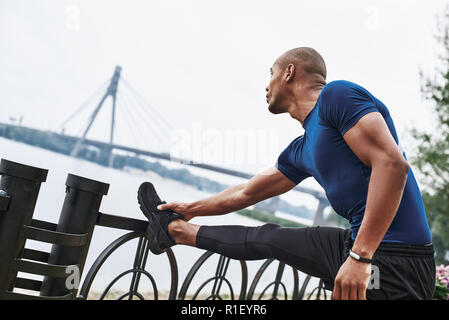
{"left": 40, "top": 174, "right": 109, "bottom": 298}
{"left": 0, "top": 159, "right": 48, "bottom": 298}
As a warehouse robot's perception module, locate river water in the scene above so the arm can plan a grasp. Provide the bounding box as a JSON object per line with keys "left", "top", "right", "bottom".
{"left": 0, "top": 137, "right": 322, "bottom": 299}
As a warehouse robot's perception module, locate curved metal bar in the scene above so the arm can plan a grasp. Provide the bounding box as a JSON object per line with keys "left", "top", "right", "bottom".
{"left": 306, "top": 286, "right": 320, "bottom": 300}
{"left": 246, "top": 259, "right": 274, "bottom": 299}
{"left": 302, "top": 277, "right": 329, "bottom": 300}
{"left": 316, "top": 279, "right": 323, "bottom": 300}
{"left": 315, "top": 279, "right": 328, "bottom": 300}
{"left": 191, "top": 276, "right": 234, "bottom": 300}
{"left": 99, "top": 268, "right": 158, "bottom": 300}
{"left": 239, "top": 259, "right": 248, "bottom": 300}
{"left": 117, "top": 291, "right": 145, "bottom": 300}
{"left": 178, "top": 251, "right": 247, "bottom": 300}
{"left": 321, "top": 286, "right": 328, "bottom": 300}
{"left": 164, "top": 247, "right": 179, "bottom": 300}
{"left": 257, "top": 280, "right": 288, "bottom": 300}
{"left": 79, "top": 231, "right": 177, "bottom": 299}
{"left": 305, "top": 281, "right": 329, "bottom": 300}
{"left": 79, "top": 232, "right": 143, "bottom": 297}
{"left": 247, "top": 259, "right": 299, "bottom": 300}
{"left": 297, "top": 274, "right": 312, "bottom": 300}
{"left": 178, "top": 251, "right": 214, "bottom": 299}
{"left": 271, "top": 262, "right": 286, "bottom": 298}
{"left": 291, "top": 266, "right": 299, "bottom": 300}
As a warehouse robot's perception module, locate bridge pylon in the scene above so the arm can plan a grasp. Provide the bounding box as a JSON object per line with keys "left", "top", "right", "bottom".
{"left": 70, "top": 66, "right": 122, "bottom": 167}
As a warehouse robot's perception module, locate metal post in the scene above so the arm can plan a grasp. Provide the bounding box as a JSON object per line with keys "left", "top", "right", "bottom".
{"left": 0, "top": 159, "right": 48, "bottom": 298}
{"left": 40, "top": 174, "right": 109, "bottom": 298}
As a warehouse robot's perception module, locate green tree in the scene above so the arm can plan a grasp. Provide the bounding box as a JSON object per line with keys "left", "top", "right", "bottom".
{"left": 412, "top": 6, "right": 449, "bottom": 264}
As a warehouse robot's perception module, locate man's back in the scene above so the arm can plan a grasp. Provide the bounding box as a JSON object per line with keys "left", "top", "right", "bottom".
{"left": 275, "top": 80, "right": 432, "bottom": 245}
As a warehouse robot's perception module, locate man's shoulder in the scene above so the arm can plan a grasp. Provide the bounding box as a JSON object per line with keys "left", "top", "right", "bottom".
{"left": 318, "top": 80, "right": 376, "bottom": 111}
{"left": 281, "top": 135, "right": 305, "bottom": 154}
{"left": 288, "top": 134, "right": 305, "bottom": 147}
{"left": 320, "top": 80, "right": 364, "bottom": 101}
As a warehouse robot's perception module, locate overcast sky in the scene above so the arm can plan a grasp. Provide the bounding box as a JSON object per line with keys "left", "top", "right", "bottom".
{"left": 1, "top": 0, "right": 447, "bottom": 189}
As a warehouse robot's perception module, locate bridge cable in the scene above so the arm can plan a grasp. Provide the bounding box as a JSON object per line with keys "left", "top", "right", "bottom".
{"left": 116, "top": 94, "right": 152, "bottom": 149}
{"left": 123, "top": 87, "right": 173, "bottom": 142}
{"left": 115, "top": 96, "right": 143, "bottom": 150}
{"left": 117, "top": 86, "right": 171, "bottom": 151}
{"left": 118, "top": 80, "right": 173, "bottom": 141}
{"left": 54, "top": 80, "right": 109, "bottom": 133}
{"left": 120, "top": 77, "right": 175, "bottom": 131}
{"left": 117, "top": 90, "right": 169, "bottom": 152}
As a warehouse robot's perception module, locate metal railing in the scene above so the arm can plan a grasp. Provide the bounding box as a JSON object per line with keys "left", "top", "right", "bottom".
{"left": 0, "top": 158, "right": 330, "bottom": 300}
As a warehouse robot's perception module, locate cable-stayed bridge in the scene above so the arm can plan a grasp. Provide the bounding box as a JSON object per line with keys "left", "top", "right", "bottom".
{"left": 52, "top": 66, "right": 330, "bottom": 225}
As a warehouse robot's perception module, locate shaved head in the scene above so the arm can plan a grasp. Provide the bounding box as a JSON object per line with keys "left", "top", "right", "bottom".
{"left": 266, "top": 47, "right": 327, "bottom": 115}
{"left": 276, "top": 47, "right": 327, "bottom": 80}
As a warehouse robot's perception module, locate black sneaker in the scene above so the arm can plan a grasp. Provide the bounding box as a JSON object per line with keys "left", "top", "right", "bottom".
{"left": 137, "top": 182, "right": 184, "bottom": 255}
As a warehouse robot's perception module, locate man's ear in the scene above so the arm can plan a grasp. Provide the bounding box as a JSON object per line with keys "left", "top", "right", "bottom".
{"left": 285, "top": 64, "right": 296, "bottom": 83}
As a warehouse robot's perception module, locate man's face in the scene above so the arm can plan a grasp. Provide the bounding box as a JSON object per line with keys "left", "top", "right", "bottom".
{"left": 265, "top": 62, "right": 288, "bottom": 114}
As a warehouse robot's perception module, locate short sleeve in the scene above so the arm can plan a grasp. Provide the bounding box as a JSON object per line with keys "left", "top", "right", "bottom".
{"left": 275, "top": 138, "right": 311, "bottom": 184}
{"left": 319, "top": 81, "right": 379, "bottom": 136}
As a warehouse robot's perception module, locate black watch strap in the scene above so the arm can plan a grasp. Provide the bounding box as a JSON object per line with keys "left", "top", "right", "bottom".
{"left": 349, "top": 249, "right": 373, "bottom": 264}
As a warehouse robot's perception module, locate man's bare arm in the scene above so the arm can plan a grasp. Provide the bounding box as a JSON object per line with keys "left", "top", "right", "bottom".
{"left": 157, "top": 167, "right": 297, "bottom": 221}
{"left": 343, "top": 112, "right": 410, "bottom": 258}
{"left": 333, "top": 111, "right": 410, "bottom": 300}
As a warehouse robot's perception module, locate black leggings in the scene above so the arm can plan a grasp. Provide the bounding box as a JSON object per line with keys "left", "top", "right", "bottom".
{"left": 195, "top": 224, "right": 436, "bottom": 299}
{"left": 196, "top": 224, "right": 350, "bottom": 285}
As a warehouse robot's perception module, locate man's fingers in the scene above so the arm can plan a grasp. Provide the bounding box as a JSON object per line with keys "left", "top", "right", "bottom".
{"left": 349, "top": 285, "right": 358, "bottom": 300}
{"left": 334, "top": 281, "right": 366, "bottom": 300}
{"left": 157, "top": 202, "right": 177, "bottom": 210}
{"left": 340, "top": 282, "right": 349, "bottom": 300}
{"left": 157, "top": 201, "right": 179, "bottom": 210}
{"left": 332, "top": 281, "right": 341, "bottom": 300}
{"left": 358, "top": 285, "right": 367, "bottom": 300}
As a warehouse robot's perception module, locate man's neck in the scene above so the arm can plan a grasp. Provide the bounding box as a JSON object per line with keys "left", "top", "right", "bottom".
{"left": 288, "top": 84, "right": 325, "bottom": 126}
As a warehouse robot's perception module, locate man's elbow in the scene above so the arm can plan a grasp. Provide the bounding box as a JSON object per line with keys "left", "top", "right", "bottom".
{"left": 378, "top": 156, "right": 410, "bottom": 178}
{"left": 401, "top": 160, "right": 410, "bottom": 176}
{"left": 394, "top": 158, "right": 410, "bottom": 177}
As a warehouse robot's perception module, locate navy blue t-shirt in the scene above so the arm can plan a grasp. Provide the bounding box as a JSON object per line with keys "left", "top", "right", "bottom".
{"left": 275, "top": 80, "right": 432, "bottom": 245}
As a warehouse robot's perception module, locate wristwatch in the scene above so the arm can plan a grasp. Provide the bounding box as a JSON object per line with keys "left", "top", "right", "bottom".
{"left": 349, "top": 249, "right": 373, "bottom": 264}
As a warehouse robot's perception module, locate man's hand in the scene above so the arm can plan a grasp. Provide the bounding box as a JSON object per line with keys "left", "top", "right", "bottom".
{"left": 333, "top": 257, "right": 371, "bottom": 300}
{"left": 157, "top": 202, "right": 195, "bottom": 222}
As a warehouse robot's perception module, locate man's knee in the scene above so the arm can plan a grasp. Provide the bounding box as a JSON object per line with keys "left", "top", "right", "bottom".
{"left": 247, "top": 223, "right": 281, "bottom": 240}
{"left": 245, "top": 224, "right": 282, "bottom": 256}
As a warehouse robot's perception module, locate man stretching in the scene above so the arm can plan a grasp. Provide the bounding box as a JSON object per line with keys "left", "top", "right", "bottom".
{"left": 137, "top": 47, "right": 435, "bottom": 300}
